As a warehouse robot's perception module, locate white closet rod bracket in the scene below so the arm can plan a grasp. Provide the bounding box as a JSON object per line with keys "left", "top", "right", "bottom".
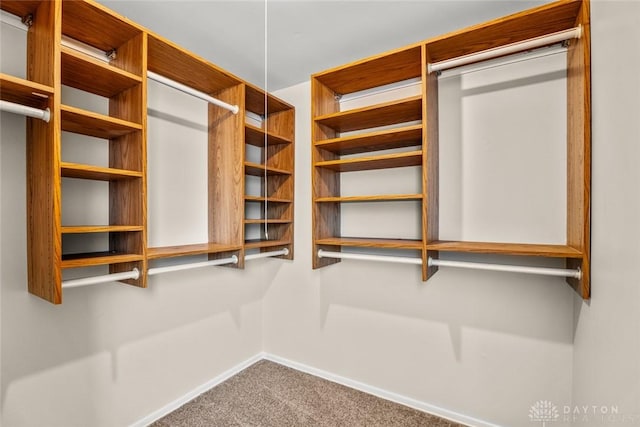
{"left": 147, "top": 71, "right": 239, "bottom": 114}
{"left": 428, "top": 25, "right": 582, "bottom": 74}
{"left": 0, "top": 100, "right": 50, "bottom": 122}
{"left": 428, "top": 257, "right": 581, "bottom": 279}
{"left": 62, "top": 268, "right": 140, "bottom": 289}
{"left": 245, "top": 248, "right": 289, "bottom": 261}
{"left": 148, "top": 255, "right": 239, "bottom": 276}
{"left": 317, "top": 250, "right": 422, "bottom": 265}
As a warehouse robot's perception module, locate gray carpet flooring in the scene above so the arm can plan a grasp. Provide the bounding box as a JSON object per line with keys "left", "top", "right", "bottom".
{"left": 152, "top": 360, "right": 465, "bottom": 427}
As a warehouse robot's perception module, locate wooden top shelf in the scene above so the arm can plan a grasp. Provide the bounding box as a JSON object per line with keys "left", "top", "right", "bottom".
{"left": 0, "top": 1, "right": 42, "bottom": 19}
{"left": 245, "top": 124, "right": 292, "bottom": 147}
{"left": 244, "top": 219, "right": 292, "bottom": 225}
{"left": 244, "top": 239, "right": 292, "bottom": 250}
{"left": 315, "top": 95, "right": 422, "bottom": 132}
{"left": 61, "top": 104, "right": 142, "bottom": 139}
{"left": 61, "top": 162, "right": 142, "bottom": 181}
{"left": 0, "top": 73, "right": 53, "bottom": 108}
{"left": 313, "top": 45, "right": 422, "bottom": 95}
{"left": 147, "top": 243, "right": 242, "bottom": 260}
{"left": 61, "top": 225, "right": 143, "bottom": 234}
{"left": 427, "top": 240, "right": 583, "bottom": 258}
{"left": 244, "top": 196, "right": 292, "bottom": 204}
{"left": 245, "top": 83, "right": 294, "bottom": 116}
{"left": 315, "top": 194, "right": 422, "bottom": 203}
{"left": 61, "top": 252, "right": 143, "bottom": 269}
{"left": 61, "top": 46, "right": 141, "bottom": 98}
{"left": 315, "top": 125, "right": 422, "bottom": 155}
{"left": 316, "top": 237, "right": 423, "bottom": 250}
{"left": 315, "top": 150, "right": 422, "bottom": 172}
{"left": 62, "top": 0, "right": 143, "bottom": 52}
{"left": 245, "top": 162, "right": 292, "bottom": 177}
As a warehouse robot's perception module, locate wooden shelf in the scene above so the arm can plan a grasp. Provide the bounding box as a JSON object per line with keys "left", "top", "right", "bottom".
{"left": 61, "top": 46, "right": 141, "bottom": 98}
{"left": 0, "top": 1, "right": 42, "bottom": 18}
{"left": 427, "top": 241, "right": 583, "bottom": 258}
{"left": 314, "top": 95, "right": 422, "bottom": 132}
{"left": 315, "top": 150, "right": 422, "bottom": 172}
{"left": 61, "top": 162, "right": 142, "bottom": 181}
{"left": 315, "top": 125, "right": 422, "bottom": 155}
{"left": 147, "top": 243, "right": 242, "bottom": 260}
{"left": 316, "top": 237, "right": 423, "bottom": 250}
{"left": 313, "top": 45, "right": 422, "bottom": 95}
{"left": 61, "top": 105, "right": 141, "bottom": 139}
{"left": 245, "top": 83, "right": 294, "bottom": 115}
{"left": 61, "top": 252, "right": 143, "bottom": 269}
{"left": 244, "top": 196, "right": 292, "bottom": 204}
{"left": 61, "top": 225, "right": 143, "bottom": 234}
{"left": 244, "top": 219, "right": 291, "bottom": 225}
{"left": 245, "top": 239, "right": 291, "bottom": 250}
{"left": 315, "top": 194, "right": 422, "bottom": 203}
{"left": 244, "top": 162, "right": 292, "bottom": 177}
{"left": 62, "top": 0, "right": 143, "bottom": 52}
{"left": 245, "top": 124, "right": 292, "bottom": 147}
{"left": 0, "top": 73, "right": 53, "bottom": 108}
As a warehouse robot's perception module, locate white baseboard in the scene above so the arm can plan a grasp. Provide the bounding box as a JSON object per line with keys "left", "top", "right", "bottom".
{"left": 129, "top": 352, "right": 264, "bottom": 427}
{"left": 131, "top": 351, "right": 499, "bottom": 427}
{"left": 263, "top": 353, "right": 501, "bottom": 427}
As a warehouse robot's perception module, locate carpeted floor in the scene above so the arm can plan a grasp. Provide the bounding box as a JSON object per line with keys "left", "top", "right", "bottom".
{"left": 152, "top": 360, "right": 465, "bottom": 427}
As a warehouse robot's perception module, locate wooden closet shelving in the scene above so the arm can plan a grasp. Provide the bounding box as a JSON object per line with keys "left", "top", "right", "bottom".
{"left": 1, "top": 0, "right": 294, "bottom": 304}
{"left": 311, "top": 0, "right": 591, "bottom": 299}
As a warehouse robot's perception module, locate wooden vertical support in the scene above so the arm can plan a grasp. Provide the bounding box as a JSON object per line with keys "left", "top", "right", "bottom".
{"left": 209, "top": 84, "right": 245, "bottom": 268}
{"left": 422, "top": 45, "right": 440, "bottom": 281}
{"left": 311, "top": 78, "right": 340, "bottom": 268}
{"left": 26, "top": 0, "right": 62, "bottom": 303}
{"left": 566, "top": 0, "right": 591, "bottom": 299}
{"left": 109, "top": 32, "right": 147, "bottom": 287}
{"left": 266, "top": 108, "right": 295, "bottom": 259}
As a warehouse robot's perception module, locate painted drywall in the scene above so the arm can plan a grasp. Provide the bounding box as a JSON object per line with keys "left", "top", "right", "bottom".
{"left": 264, "top": 53, "right": 575, "bottom": 426}
{"left": 0, "top": 23, "right": 268, "bottom": 427}
{"left": 571, "top": 2, "right": 640, "bottom": 426}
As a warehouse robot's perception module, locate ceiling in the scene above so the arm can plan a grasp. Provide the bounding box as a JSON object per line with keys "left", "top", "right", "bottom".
{"left": 99, "top": 0, "right": 548, "bottom": 91}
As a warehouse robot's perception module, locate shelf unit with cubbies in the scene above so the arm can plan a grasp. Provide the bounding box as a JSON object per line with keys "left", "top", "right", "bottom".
{"left": 1, "top": 0, "right": 294, "bottom": 304}
{"left": 311, "top": 0, "right": 591, "bottom": 298}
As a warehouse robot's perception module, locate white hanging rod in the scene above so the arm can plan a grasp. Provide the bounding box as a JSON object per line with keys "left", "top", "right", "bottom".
{"left": 148, "top": 255, "right": 239, "bottom": 276}
{"left": 62, "top": 268, "right": 140, "bottom": 289}
{"left": 147, "top": 71, "right": 239, "bottom": 115}
{"left": 428, "top": 257, "right": 581, "bottom": 279}
{"left": 428, "top": 26, "right": 581, "bottom": 74}
{"left": 245, "top": 248, "right": 289, "bottom": 261}
{"left": 317, "top": 249, "right": 422, "bottom": 265}
{"left": 0, "top": 100, "right": 50, "bottom": 122}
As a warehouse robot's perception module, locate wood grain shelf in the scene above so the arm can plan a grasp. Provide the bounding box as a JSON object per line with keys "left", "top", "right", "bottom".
{"left": 316, "top": 237, "right": 423, "bottom": 250}
{"left": 315, "top": 194, "right": 422, "bottom": 203}
{"left": 0, "top": 0, "right": 42, "bottom": 18}
{"left": 61, "top": 225, "right": 143, "bottom": 234}
{"left": 147, "top": 243, "right": 242, "bottom": 260}
{"left": 61, "top": 162, "right": 142, "bottom": 181}
{"left": 244, "top": 219, "right": 292, "bottom": 225}
{"left": 314, "top": 95, "right": 422, "bottom": 132}
{"left": 61, "top": 46, "right": 141, "bottom": 97}
{"left": 315, "top": 125, "right": 422, "bottom": 155}
{"left": 315, "top": 150, "right": 422, "bottom": 172}
{"left": 61, "top": 105, "right": 142, "bottom": 139}
{"left": 244, "top": 162, "right": 292, "bottom": 177}
{"left": 244, "top": 196, "right": 292, "bottom": 204}
{"left": 245, "top": 83, "right": 294, "bottom": 115}
{"left": 0, "top": 73, "right": 53, "bottom": 108}
{"left": 244, "top": 239, "right": 291, "bottom": 250}
{"left": 245, "top": 123, "right": 292, "bottom": 147}
{"left": 426, "top": 241, "right": 583, "bottom": 258}
{"left": 61, "top": 252, "right": 143, "bottom": 269}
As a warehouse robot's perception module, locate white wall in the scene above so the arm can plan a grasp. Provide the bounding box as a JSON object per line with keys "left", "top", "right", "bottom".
{"left": 266, "top": 52, "right": 576, "bottom": 426}
{"left": 571, "top": 2, "right": 640, "bottom": 425}
{"left": 0, "top": 22, "right": 268, "bottom": 427}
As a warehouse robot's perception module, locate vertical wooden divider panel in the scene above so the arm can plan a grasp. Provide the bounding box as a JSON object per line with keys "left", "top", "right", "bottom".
{"left": 27, "top": 0, "right": 62, "bottom": 303}
{"left": 422, "top": 45, "right": 439, "bottom": 281}
{"left": 311, "top": 79, "right": 340, "bottom": 268}
{"left": 209, "top": 84, "right": 245, "bottom": 268}
{"left": 109, "top": 31, "right": 147, "bottom": 287}
{"left": 566, "top": 0, "right": 591, "bottom": 298}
